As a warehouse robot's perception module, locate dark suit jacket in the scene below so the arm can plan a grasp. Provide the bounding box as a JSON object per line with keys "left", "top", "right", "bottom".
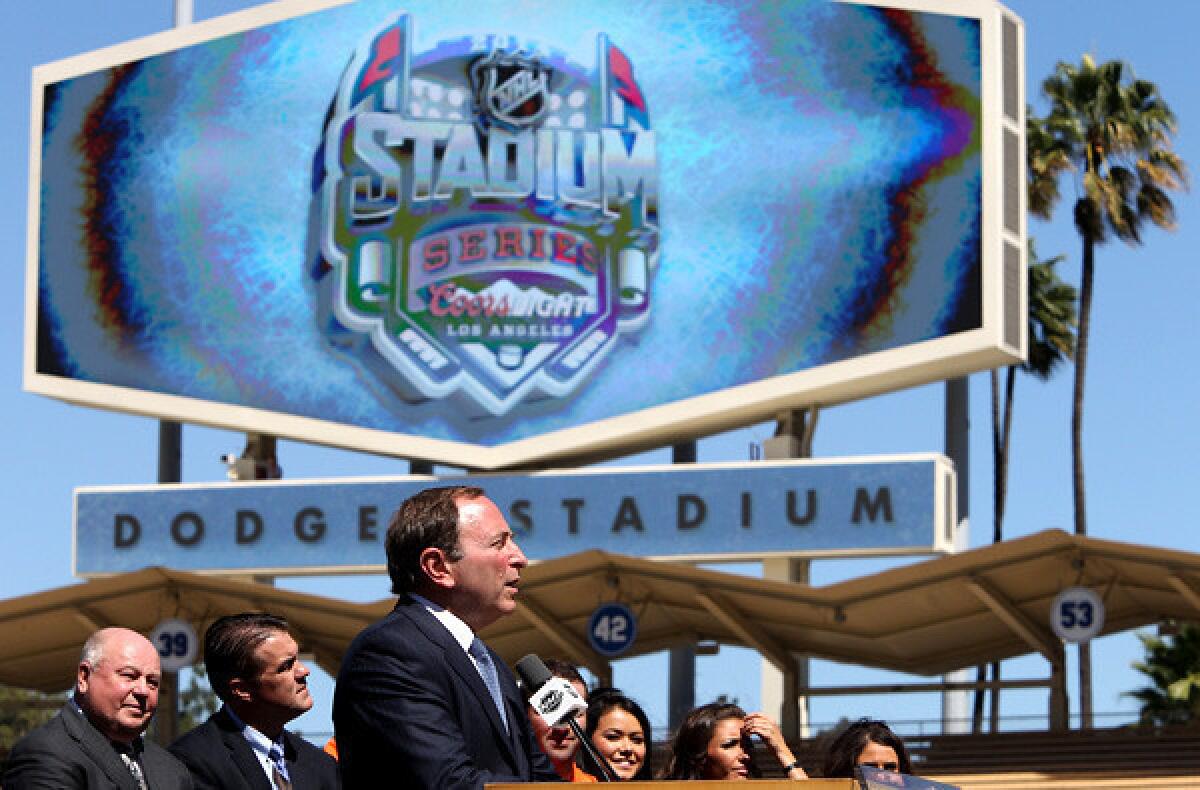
{"left": 333, "top": 596, "right": 559, "bottom": 789}
{"left": 169, "top": 707, "right": 340, "bottom": 790}
{"left": 2, "top": 702, "right": 193, "bottom": 790}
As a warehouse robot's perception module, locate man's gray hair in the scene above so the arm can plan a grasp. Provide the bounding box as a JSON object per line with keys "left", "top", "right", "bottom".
{"left": 79, "top": 631, "right": 106, "bottom": 666}
{"left": 79, "top": 627, "right": 131, "bottom": 667}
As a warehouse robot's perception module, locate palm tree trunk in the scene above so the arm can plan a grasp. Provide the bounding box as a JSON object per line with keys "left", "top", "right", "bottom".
{"left": 997, "top": 367, "right": 1016, "bottom": 541}
{"left": 991, "top": 370, "right": 1003, "bottom": 543}
{"left": 976, "top": 366, "right": 1019, "bottom": 731}
{"left": 1074, "top": 235, "right": 1096, "bottom": 728}
{"left": 1073, "top": 238, "right": 1093, "bottom": 537}
{"left": 973, "top": 370, "right": 1004, "bottom": 731}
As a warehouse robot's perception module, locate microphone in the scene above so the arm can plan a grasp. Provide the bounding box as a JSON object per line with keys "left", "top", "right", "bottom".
{"left": 515, "top": 654, "right": 617, "bottom": 782}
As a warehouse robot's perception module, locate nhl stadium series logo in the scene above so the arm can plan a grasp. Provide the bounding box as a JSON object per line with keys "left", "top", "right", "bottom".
{"left": 314, "top": 16, "right": 659, "bottom": 417}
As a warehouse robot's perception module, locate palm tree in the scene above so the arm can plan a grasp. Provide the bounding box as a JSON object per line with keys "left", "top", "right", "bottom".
{"left": 1127, "top": 622, "right": 1200, "bottom": 727}
{"left": 974, "top": 240, "right": 1077, "bottom": 732}
{"left": 1033, "top": 54, "right": 1186, "bottom": 728}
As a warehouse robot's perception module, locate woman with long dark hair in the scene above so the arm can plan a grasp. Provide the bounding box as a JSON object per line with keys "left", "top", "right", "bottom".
{"left": 582, "top": 689, "right": 653, "bottom": 781}
{"left": 822, "top": 718, "right": 912, "bottom": 778}
{"left": 659, "top": 702, "right": 808, "bottom": 780}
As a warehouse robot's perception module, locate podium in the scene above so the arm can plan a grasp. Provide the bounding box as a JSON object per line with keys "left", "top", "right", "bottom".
{"left": 489, "top": 777, "right": 864, "bottom": 782}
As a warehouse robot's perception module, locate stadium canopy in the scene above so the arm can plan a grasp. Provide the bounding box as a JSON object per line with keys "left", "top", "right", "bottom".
{"left": 488, "top": 529, "right": 1200, "bottom": 675}
{"left": 3, "top": 530, "right": 1199, "bottom": 728}
{"left": 483, "top": 529, "right": 1200, "bottom": 730}
{"left": 0, "top": 567, "right": 374, "bottom": 691}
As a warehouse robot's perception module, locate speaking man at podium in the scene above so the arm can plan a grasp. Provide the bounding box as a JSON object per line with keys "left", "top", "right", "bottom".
{"left": 334, "top": 486, "right": 559, "bottom": 789}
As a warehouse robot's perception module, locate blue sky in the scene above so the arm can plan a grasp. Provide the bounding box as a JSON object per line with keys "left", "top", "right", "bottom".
{"left": 3, "top": 0, "right": 1199, "bottom": 742}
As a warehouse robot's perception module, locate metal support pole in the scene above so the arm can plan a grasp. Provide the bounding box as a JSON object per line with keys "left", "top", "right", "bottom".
{"left": 670, "top": 441, "right": 696, "bottom": 465}
{"left": 667, "top": 441, "right": 697, "bottom": 733}
{"left": 942, "top": 378, "right": 971, "bottom": 734}
{"left": 149, "top": 0, "right": 194, "bottom": 751}
{"left": 1079, "top": 641, "right": 1093, "bottom": 729}
{"left": 760, "top": 408, "right": 816, "bottom": 741}
{"left": 158, "top": 421, "right": 182, "bottom": 484}
{"left": 154, "top": 420, "right": 182, "bottom": 748}
{"left": 1049, "top": 652, "right": 1069, "bottom": 731}
{"left": 154, "top": 671, "right": 179, "bottom": 746}
{"left": 762, "top": 556, "right": 808, "bottom": 740}
{"left": 780, "top": 664, "right": 800, "bottom": 739}
{"left": 667, "top": 643, "right": 696, "bottom": 733}
{"left": 944, "top": 378, "right": 969, "bottom": 537}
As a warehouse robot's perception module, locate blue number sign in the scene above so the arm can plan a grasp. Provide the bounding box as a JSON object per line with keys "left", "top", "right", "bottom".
{"left": 588, "top": 603, "right": 638, "bottom": 657}
{"left": 1049, "top": 587, "right": 1105, "bottom": 643}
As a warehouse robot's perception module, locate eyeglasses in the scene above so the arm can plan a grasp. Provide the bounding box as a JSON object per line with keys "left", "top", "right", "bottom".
{"left": 860, "top": 761, "right": 900, "bottom": 772}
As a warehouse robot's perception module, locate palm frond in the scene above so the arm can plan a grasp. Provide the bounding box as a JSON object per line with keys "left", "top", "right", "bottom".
{"left": 1032, "top": 54, "right": 1184, "bottom": 248}
{"left": 1125, "top": 623, "right": 1200, "bottom": 726}
{"left": 1023, "top": 240, "right": 1077, "bottom": 378}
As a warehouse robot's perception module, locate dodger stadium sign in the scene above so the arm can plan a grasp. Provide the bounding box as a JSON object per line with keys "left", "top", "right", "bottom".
{"left": 75, "top": 456, "right": 956, "bottom": 575}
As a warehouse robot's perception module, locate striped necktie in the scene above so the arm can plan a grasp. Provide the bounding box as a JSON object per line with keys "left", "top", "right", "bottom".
{"left": 269, "top": 742, "right": 292, "bottom": 790}
{"left": 117, "top": 746, "right": 148, "bottom": 790}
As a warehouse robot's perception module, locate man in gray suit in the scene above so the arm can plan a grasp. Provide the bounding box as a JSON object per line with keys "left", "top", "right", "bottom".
{"left": 3, "top": 626, "right": 193, "bottom": 789}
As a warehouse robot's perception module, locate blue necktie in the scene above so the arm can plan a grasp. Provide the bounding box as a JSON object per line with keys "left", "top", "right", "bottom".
{"left": 469, "top": 637, "right": 509, "bottom": 734}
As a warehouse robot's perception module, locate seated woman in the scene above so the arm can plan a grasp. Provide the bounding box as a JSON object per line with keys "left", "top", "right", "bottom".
{"left": 582, "top": 688, "right": 654, "bottom": 781}
{"left": 822, "top": 718, "right": 913, "bottom": 778}
{"left": 659, "top": 702, "right": 808, "bottom": 780}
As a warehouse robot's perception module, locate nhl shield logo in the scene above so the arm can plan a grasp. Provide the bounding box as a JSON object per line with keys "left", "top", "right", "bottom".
{"left": 313, "top": 16, "right": 659, "bottom": 417}
{"left": 470, "top": 50, "right": 551, "bottom": 131}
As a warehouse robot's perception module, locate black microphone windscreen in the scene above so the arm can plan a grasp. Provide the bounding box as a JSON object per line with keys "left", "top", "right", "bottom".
{"left": 515, "top": 653, "right": 553, "bottom": 696}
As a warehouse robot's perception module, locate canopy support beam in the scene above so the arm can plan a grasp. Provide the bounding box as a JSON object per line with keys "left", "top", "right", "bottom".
{"left": 515, "top": 597, "right": 612, "bottom": 685}
{"left": 698, "top": 588, "right": 803, "bottom": 740}
{"left": 965, "top": 576, "right": 1059, "bottom": 661}
{"left": 1167, "top": 574, "right": 1200, "bottom": 616}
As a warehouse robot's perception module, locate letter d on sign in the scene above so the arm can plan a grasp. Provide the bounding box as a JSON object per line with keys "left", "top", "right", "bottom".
{"left": 236, "top": 510, "right": 263, "bottom": 544}
{"left": 114, "top": 514, "right": 141, "bottom": 548}
{"left": 677, "top": 494, "right": 706, "bottom": 530}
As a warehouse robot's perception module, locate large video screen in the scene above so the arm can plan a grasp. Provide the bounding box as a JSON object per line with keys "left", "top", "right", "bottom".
{"left": 27, "top": 0, "right": 1023, "bottom": 468}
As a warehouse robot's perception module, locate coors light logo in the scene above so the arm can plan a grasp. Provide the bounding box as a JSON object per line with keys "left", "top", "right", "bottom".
{"left": 314, "top": 16, "right": 659, "bottom": 417}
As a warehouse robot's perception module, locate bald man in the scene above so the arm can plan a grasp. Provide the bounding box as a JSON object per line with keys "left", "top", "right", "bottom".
{"left": 3, "top": 626, "right": 193, "bottom": 789}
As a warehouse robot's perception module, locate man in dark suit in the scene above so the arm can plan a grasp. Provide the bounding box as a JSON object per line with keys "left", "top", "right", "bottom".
{"left": 3, "top": 626, "right": 193, "bottom": 789}
{"left": 334, "top": 485, "right": 559, "bottom": 789}
{"left": 169, "top": 613, "right": 339, "bottom": 789}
